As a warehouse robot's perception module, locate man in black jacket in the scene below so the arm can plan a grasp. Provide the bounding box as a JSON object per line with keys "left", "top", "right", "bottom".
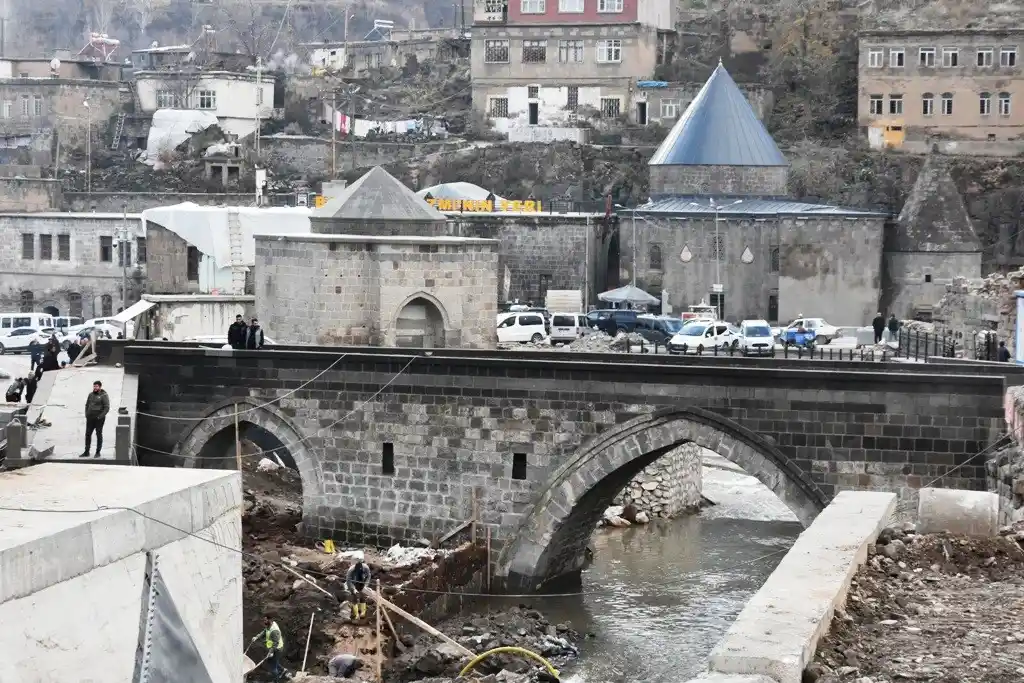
{"left": 871, "top": 312, "right": 885, "bottom": 344}
{"left": 227, "top": 315, "right": 248, "bottom": 349}
{"left": 80, "top": 381, "right": 110, "bottom": 458}
{"left": 246, "top": 318, "right": 265, "bottom": 350}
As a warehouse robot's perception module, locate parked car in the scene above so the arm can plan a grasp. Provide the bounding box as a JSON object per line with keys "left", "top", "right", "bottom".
{"left": 634, "top": 315, "right": 684, "bottom": 345}
{"left": 779, "top": 317, "right": 838, "bottom": 344}
{"left": 667, "top": 321, "right": 739, "bottom": 355}
{"left": 549, "top": 313, "right": 589, "bottom": 344}
{"left": 496, "top": 313, "right": 549, "bottom": 344}
{"left": 738, "top": 319, "right": 775, "bottom": 356}
{"left": 0, "top": 327, "right": 60, "bottom": 354}
{"left": 587, "top": 309, "right": 639, "bottom": 336}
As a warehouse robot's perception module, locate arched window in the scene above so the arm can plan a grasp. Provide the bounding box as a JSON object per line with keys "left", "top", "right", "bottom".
{"left": 921, "top": 92, "right": 934, "bottom": 116}
{"left": 770, "top": 247, "right": 780, "bottom": 273}
{"left": 980, "top": 91, "right": 992, "bottom": 116}
{"left": 941, "top": 92, "right": 954, "bottom": 116}
{"left": 649, "top": 244, "right": 663, "bottom": 270}
{"left": 999, "top": 91, "right": 1012, "bottom": 117}
{"left": 69, "top": 292, "right": 82, "bottom": 317}
{"left": 101, "top": 294, "right": 113, "bottom": 317}
{"left": 19, "top": 290, "right": 33, "bottom": 313}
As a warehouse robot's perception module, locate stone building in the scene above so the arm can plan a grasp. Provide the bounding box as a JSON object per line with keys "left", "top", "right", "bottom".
{"left": 627, "top": 63, "right": 888, "bottom": 325}
{"left": 883, "top": 155, "right": 982, "bottom": 319}
{"left": 255, "top": 166, "right": 499, "bottom": 347}
{"left": 0, "top": 212, "right": 145, "bottom": 318}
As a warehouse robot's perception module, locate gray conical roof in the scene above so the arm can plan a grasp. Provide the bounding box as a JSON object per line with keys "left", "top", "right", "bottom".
{"left": 314, "top": 166, "right": 446, "bottom": 221}
{"left": 895, "top": 156, "right": 980, "bottom": 252}
{"left": 650, "top": 63, "right": 788, "bottom": 167}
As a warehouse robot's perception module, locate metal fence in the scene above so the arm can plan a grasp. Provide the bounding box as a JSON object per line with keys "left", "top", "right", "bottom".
{"left": 604, "top": 338, "right": 900, "bottom": 361}
{"left": 897, "top": 329, "right": 1000, "bottom": 362}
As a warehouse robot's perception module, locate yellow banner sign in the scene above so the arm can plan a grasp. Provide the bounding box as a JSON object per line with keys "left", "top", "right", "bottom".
{"left": 425, "top": 198, "right": 543, "bottom": 213}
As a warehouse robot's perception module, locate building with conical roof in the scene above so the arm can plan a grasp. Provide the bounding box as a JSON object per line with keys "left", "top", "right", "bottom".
{"left": 621, "top": 63, "right": 890, "bottom": 325}
{"left": 254, "top": 165, "right": 500, "bottom": 348}
{"left": 884, "top": 155, "right": 981, "bottom": 319}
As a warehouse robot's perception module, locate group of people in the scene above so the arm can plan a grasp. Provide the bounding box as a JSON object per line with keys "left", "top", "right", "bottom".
{"left": 4, "top": 335, "right": 89, "bottom": 405}
{"left": 870, "top": 313, "right": 901, "bottom": 344}
{"left": 227, "top": 315, "right": 266, "bottom": 350}
{"left": 249, "top": 557, "right": 373, "bottom": 681}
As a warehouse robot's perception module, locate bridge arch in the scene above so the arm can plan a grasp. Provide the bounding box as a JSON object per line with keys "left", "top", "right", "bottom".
{"left": 172, "top": 398, "right": 323, "bottom": 522}
{"left": 497, "top": 407, "right": 828, "bottom": 592}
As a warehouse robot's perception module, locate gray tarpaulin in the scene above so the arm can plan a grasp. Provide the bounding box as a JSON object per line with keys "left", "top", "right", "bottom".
{"left": 134, "top": 552, "right": 215, "bottom": 683}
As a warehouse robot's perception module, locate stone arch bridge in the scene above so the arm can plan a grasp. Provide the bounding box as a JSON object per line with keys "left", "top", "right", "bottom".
{"left": 124, "top": 343, "right": 1004, "bottom": 590}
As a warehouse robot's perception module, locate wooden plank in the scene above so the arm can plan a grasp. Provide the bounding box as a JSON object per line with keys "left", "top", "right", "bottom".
{"left": 364, "top": 588, "right": 474, "bottom": 658}
{"left": 379, "top": 603, "right": 407, "bottom": 652}
{"left": 431, "top": 519, "right": 472, "bottom": 549}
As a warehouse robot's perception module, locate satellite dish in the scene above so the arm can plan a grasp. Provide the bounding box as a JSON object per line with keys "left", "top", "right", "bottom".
{"left": 49, "top": 58, "right": 61, "bottom": 71}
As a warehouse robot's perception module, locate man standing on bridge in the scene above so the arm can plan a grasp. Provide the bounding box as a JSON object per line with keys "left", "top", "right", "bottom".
{"left": 80, "top": 380, "right": 109, "bottom": 458}
{"left": 872, "top": 312, "right": 885, "bottom": 344}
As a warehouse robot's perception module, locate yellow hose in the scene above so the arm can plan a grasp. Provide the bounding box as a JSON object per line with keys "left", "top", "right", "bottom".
{"left": 458, "top": 646, "right": 560, "bottom": 679}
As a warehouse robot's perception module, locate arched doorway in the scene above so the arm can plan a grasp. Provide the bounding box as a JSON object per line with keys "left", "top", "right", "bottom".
{"left": 497, "top": 407, "right": 827, "bottom": 592}
{"left": 394, "top": 295, "right": 447, "bottom": 348}
{"left": 42, "top": 305, "right": 59, "bottom": 316}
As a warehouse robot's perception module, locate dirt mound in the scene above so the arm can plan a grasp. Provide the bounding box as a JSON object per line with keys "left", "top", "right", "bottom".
{"left": 807, "top": 526, "right": 1024, "bottom": 683}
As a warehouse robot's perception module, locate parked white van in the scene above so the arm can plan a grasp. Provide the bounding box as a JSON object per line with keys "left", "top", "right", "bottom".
{"left": 549, "top": 312, "right": 588, "bottom": 343}
{"left": 0, "top": 312, "right": 54, "bottom": 331}
{"left": 496, "top": 312, "right": 549, "bottom": 344}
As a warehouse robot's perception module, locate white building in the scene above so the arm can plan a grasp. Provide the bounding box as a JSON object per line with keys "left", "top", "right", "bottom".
{"left": 134, "top": 70, "right": 275, "bottom": 138}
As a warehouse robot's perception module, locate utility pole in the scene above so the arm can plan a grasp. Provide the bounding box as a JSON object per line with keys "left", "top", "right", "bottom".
{"left": 331, "top": 91, "right": 337, "bottom": 178}
{"left": 119, "top": 204, "right": 129, "bottom": 310}
{"left": 84, "top": 99, "right": 91, "bottom": 194}
{"left": 254, "top": 57, "right": 263, "bottom": 159}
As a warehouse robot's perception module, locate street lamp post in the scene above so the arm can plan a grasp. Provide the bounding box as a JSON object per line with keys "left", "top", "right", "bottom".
{"left": 83, "top": 99, "right": 91, "bottom": 194}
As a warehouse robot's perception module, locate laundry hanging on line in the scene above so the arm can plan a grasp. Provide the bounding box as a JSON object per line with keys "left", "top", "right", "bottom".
{"left": 333, "top": 112, "right": 425, "bottom": 137}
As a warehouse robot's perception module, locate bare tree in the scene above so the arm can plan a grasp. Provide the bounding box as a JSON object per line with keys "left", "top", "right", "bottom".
{"left": 206, "top": 0, "right": 277, "bottom": 57}
{"left": 86, "top": 0, "right": 124, "bottom": 34}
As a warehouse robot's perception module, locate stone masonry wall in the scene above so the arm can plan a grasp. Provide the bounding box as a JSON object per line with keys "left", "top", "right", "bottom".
{"left": 612, "top": 442, "right": 702, "bottom": 518}
{"left": 649, "top": 165, "right": 789, "bottom": 197}
{"left": 128, "top": 348, "right": 1003, "bottom": 566}
{"left": 0, "top": 178, "right": 61, "bottom": 211}
{"left": 63, "top": 192, "right": 294, "bottom": 213}
{"left": 260, "top": 136, "right": 467, "bottom": 179}
{"left": 993, "top": 386, "right": 1024, "bottom": 524}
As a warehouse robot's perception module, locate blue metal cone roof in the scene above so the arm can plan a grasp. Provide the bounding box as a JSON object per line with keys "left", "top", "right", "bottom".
{"left": 650, "top": 63, "right": 788, "bottom": 167}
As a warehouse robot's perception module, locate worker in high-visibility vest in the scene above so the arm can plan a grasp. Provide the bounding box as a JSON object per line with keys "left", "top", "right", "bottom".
{"left": 250, "top": 614, "right": 286, "bottom": 681}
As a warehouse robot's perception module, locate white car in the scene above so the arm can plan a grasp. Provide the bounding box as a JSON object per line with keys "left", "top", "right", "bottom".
{"left": 738, "top": 319, "right": 775, "bottom": 356}
{"left": 0, "top": 327, "right": 62, "bottom": 354}
{"left": 496, "top": 312, "right": 549, "bottom": 344}
{"left": 779, "top": 317, "right": 839, "bottom": 344}
{"left": 667, "top": 321, "right": 739, "bottom": 355}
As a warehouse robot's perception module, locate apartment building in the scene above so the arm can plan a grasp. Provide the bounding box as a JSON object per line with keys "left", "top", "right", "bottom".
{"left": 471, "top": 0, "right": 675, "bottom": 137}
{"left": 859, "top": 28, "right": 1024, "bottom": 153}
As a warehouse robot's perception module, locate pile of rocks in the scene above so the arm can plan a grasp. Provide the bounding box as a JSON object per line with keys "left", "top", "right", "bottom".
{"left": 610, "top": 443, "right": 703, "bottom": 520}
{"left": 498, "top": 331, "right": 651, "bottom": 354}
{"left": 934, "top": 272, "right": 1014, "bottom": 351}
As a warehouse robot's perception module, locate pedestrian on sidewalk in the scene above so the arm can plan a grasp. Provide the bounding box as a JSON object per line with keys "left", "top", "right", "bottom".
{"left": 24, "top": 373, "right": 38, "bottom": 404}
{"left": 5, "top": 377, "right": 25, "bottom": 403}
{"left": 41, "top": 337, "right": 60, "bottom": 372}
{"left": 227, "top": 314, "right": 248, "bottom": 350}
{"left": 998, "top": 341, "right": 1012, "bottom": 362}
{"left": 80, "top": 380, "right": 109, "bottom": 458}
{"left": 327, "top": 653, "right": 364, "bottom": 678}
{"left": 872, "top": 312, "right": 885, "bottom": 344}
{"left": 28, "top": 339, "right": 42, "bottom": 372}
{"left": 887, "top": 314, "right": 900, "bottom": 342}
{"left": 245, "top": 317, "right": 265, "bottom": 350}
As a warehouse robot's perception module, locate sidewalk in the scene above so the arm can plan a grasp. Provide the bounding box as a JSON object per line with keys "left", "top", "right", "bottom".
{"left": 27, "top": 366, "right": 126, "bottom": 460}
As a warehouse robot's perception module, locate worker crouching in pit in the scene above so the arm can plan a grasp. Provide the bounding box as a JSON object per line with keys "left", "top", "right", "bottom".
{"left": 346, "top": 553, "right": 372, "bottom": 621}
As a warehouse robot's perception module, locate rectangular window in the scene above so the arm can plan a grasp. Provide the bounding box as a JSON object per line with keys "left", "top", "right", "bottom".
{"left": 559, "top": 0, "right": 584, "bottom": 11}
{"left": 374, "top": 53, "right": 381, "bottom": 68}
{"left": 489, "top": 97, "right": 509, "bottom": 117}
{"left": 600, "top": 97, "right": 621, "bottom": 117}
{"left": 527, "top": 85, "right": 539, "bottom": 99}
{"left": 197, "top": 90, "right": 216, "bottom": 110}
{"left": 512, "top": 452, "right": 527, "bottom": 480}
{"left": 1001, "top": 47, "right": 1017, "bottom": 67}
{"left": 942, "top": 48, "right": 959, "bottom": 67}
{"left": 868, "top": 48, "right": 883, "bottom": 67}
{"left": 598, "top": 0, "right": 623, "bottom": 11}
{"left": 58, "top": 234, "right": 70, "bottom": 261}
{"left": 869, "top": 94, "right": 883, "bottom": 115}
{"left": 39, "top": 234, "right": 52, "bottom": 260}
{"left": 559, "top": 39, "right": 584, "bottom": 63}
{"left": 919, "top": 47, "right": 935, "bottom": 66}
{"left": 100, "top": 236, "right": 113, "bottom": 262}
{"left": 922, "top": 94, "right": 934, "bottom": 116}
{"left": 484, "top": 39, "right": 510, "bottom": 63}
{"left": 363, "top": 54, "right": 372, "bottom": 69}
{"left": 977, "top": 48, "right": 994, "bottom": 67}
{"left": 889, "top": 48, "right": 905, "bottom": 67}
{"left": 156, "top": 90, "right": 177, "bottom": 108}
{"left": 137, "top": 237, "right": 147, "bottom": 263}
{"left": 521, "top": 0, "right": 545, "bottom": 12}
{"left": 187, "top": 246, "right": 200, "bottom": 282}
{"left": 980, "top": 93, "right": 992, "bottom": 116}
{"left": 2, "top": 101, "right": 10, "bottom": 118}
{"left": 597, "top": 39, "right": 622, "bottom": 63}
{"left": 941, "top": 93, "right": 953, "bottom": 115}
{"left": 118, "top": 241, "right": 131, "bottom": 268}
{"left": 382, "top": 442, "right": 395, "bottom": 475}
{"left": 888, "top": 94, "right": 903, "bottom": 115}
{"left": 522, "top": 40, "right": 547, "bottom": 63}
{"left": 32, "top": 95, "right": 42, "bottom": 116}
{"left": 21, "top": 233, "right": 33, "bottom": 259}
{"left": 20, "top": 96, "right": 28, "bottom": 117}
{"left": 660, "top": 98, "right": 679, "bottom": 119}
{"left": 567, "top": 86, "right": 579, "bottom": 111}
{"left": 1000, "top": 93, "right": 1012, "bottom": 116}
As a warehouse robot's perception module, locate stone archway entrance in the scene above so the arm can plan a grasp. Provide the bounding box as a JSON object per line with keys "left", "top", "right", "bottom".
{"left": 42, "top": 305, "right": 59, "bottom": 316}
{"left": 497, "top": 407, "right": 827, "bottom": 592}
{"left": 172, "top": 399, "right": 323, "bottom": 525}
{"left": 394, "top": 295, "right": 447, "bottom": 348}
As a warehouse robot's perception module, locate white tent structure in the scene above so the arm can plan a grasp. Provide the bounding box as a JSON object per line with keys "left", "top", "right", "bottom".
{"left": 598, "top": 284, "right": 660, "bottom": 306}
{"left": 416, "top": 182, "right": 505, "bottom": 203}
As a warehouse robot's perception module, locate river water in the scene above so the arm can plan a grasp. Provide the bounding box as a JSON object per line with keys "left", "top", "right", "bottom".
{"left": 482, "top": 454, "right": 802, "bottom": 682}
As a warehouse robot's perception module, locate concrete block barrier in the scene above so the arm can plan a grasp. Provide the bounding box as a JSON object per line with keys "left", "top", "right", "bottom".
{"left": 680, "top": 674, "right": 776, "bottom": 683}
{"left": 706, "top": 491, "right": 896, "bottom": 683}
{"left": 917, "top": 487, "right": 999, "bottom": 536}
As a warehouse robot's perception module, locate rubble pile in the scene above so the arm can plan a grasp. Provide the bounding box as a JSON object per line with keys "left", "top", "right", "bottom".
{"left": 934, "top": 272, "right": 1018, "bottom": 352}
{"left": 387, "top": 607, "right": 581, "bottom": 681}
{"left": 611, "top": 444, "right": 703, "bottom": 520}
{"left": 807, "top": 524, "right": 1024, "bottom": 683}
{"left": 499, "top": 331, "right": 650, "bottom": 354}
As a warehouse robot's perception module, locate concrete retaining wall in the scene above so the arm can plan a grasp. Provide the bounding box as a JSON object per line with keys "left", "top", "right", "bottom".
{"left": 682, "top": 491, "right": 896, "bottom": 683}
{"left": 0, "top": 464, "right": 242, "bottom": 683}
{"left": 612, "top": 442, "right": 702, "bottom": 518}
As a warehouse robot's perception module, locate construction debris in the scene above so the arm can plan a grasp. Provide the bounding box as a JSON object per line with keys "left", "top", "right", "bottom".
{"left": 934, "top": 272, "right": 1016, "bottom": 351}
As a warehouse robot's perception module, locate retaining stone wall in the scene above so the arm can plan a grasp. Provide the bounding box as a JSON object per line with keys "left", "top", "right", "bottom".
{"left": 612, "top": 442, "right": 702, "bottom": 518}
{"left": 993, "top": 387, "right": 1024, "bottom": 524}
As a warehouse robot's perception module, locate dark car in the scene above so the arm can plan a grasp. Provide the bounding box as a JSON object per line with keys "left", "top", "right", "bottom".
{"left": 587, "top": 309, "right": 639, "bottom": 336}
{"left": 634, "top": 315, "right": 684, "bottom": 345}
